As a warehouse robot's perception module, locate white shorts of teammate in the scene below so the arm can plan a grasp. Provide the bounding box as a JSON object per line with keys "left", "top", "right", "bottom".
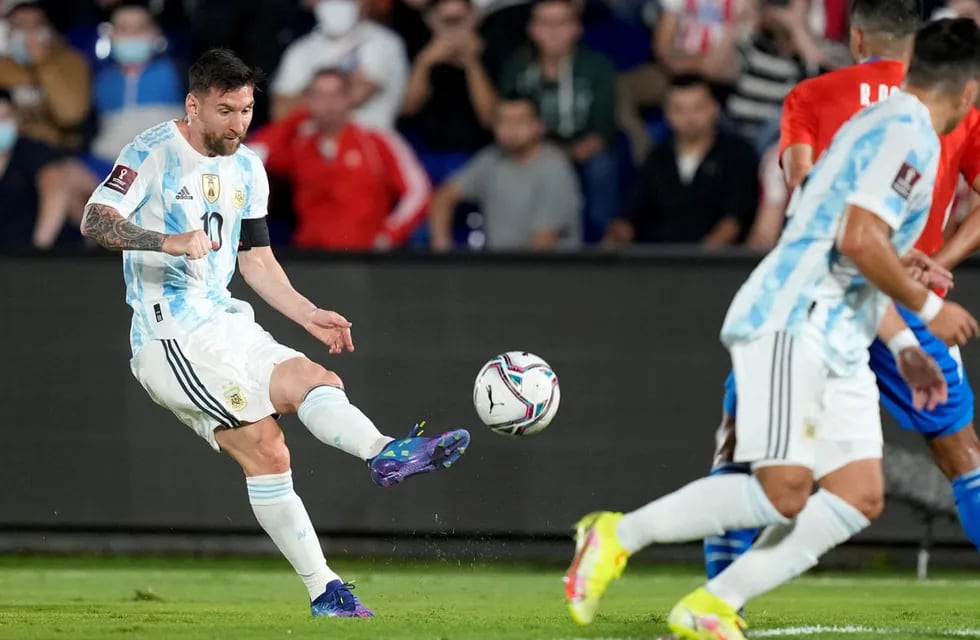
{"left": 130, "top": 300, "right": 304, "bottom": 450}
{"left": 731, "top": 331, "right": 882, "bottom": 479}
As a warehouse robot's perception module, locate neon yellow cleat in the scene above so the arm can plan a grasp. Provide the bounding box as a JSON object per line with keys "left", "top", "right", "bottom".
{"left": 563, "top": 511, "right": 629, "bottom": 625}
{"left": 667, "top": 587, "right": 747, "bottom": 640}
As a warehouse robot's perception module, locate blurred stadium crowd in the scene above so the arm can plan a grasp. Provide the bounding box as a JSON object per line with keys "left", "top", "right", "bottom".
{"left": 0, "top": 0, "right": 975, "bottom": 253}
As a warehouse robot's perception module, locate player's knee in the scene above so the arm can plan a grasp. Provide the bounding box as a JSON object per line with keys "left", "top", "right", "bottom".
{"left": 930, "top": 424, "right": 980, "bottom": 480}
{"left": 855, "top": 491, "right": 884, "bottom": 521}
{"left": 291, "top": 358, "right": 343, "bottom": 392}
{"left": 274, "top": 357, "right": 344, "bottom": 413}
{"left": 251, "top": 430, "right": 291, "bottom": 474}
{"left": 758, "top": 472, "right": 812, "bottom": 518}
{"left": 767, "top": 490, "right": 810, "bottom": 519}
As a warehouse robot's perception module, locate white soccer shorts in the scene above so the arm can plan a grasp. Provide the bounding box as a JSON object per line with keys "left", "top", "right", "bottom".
{"left": 731, "top": 331, "right": 882, "bottom": 479}
{"left": 130, "top": 300, "right": 304, "bottom": 450}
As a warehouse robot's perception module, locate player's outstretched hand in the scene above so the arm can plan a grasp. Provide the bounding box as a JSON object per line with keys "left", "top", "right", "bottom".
{"left": 901, "top": 248, "right": 954, "bottom": 291}
{"left": 928, "top": 302, "right": 980, "bottom": 346}
{"left": 304, "top": 309, "right": 355, "bottom": 355}
{"left": 896, "top": 346, "right": 948, "bottom": 411}
{"left": 162, "top": 230, "right": 218, "bottom": 260}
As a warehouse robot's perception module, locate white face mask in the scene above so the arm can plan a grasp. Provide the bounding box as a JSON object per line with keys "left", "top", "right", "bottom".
{"left": 315, "top": 0, "right": 360, "bottom": 38}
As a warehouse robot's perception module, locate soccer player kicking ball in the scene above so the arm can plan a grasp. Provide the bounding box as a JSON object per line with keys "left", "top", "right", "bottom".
{"left": 564, "top": 19, "right": 980, "bottom": 639}
{"left": 80, "top": 49, "right": 470, "bottom": 618}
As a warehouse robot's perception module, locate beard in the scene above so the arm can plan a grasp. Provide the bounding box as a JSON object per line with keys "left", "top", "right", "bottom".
{"left": 202, "top": 128, "right": 243, "bottom": 156}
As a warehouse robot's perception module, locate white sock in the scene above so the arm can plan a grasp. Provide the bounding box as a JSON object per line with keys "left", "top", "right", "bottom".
{"left": 297, "top": 386, "right": 393, "bottom": 460}
{"left": 706, "top": 489, "right": 870, "bottom": 610}
{"left": 616, "top": 474, "right": 788, "bottom": 554}
{"left": 247, "top": 471, "right": 340, "bottom": 600}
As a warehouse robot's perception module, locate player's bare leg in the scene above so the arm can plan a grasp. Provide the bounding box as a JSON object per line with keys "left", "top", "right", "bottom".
{"left": 927, "top": 425, "right": 980, "bottom": 548}
{"left": 216, "top": 417, "right": 373, "bottom": 617}
{"left": 269, "top": 356, "right": 470, "bottom": 487}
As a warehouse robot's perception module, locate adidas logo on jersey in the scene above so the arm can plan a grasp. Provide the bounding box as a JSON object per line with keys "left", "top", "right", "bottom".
{"left": 176, "top": 186, "right": 194, "bottom": 201}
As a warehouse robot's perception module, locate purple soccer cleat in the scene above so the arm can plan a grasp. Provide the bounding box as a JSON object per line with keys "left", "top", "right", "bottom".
{"left": 368, "top": 422, "right": 470, "bottom": 487}
{"left": 310, "top": 580, "right": 374, "bottom": 618}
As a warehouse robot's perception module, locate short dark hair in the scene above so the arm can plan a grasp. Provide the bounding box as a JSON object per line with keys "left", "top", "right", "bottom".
{"left": 310, "top": 67, "right": 350, "bottom": 87}
{"left": 532, "top": 0, "right": 580, "bottom": 15}
{"left": 111, "top": 0, "right": 154, "bottom": 19}
{"left": 7, "top": 1, "right": 50, "bottom": 22}
{"left": 906, "top": 18, "right": 980, "bottom": 93}
{"left": 668, "top": 74, "right": 716, "bottom": 99}
{"left": 426, "top": 0, "right": 472, "bottom": 13}
{"left": 188, "top": 48, "right": 265, "bottom": 96}
{"left": 498, "top": 94, "right": 541, "bottom": 118}
{"left": 850, "top": 0, "right": 921, "bottom": 38}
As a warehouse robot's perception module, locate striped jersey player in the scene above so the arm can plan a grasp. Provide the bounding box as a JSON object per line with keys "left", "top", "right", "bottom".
{"left": 81, "top": 48, "right": 470, "bottom": 619}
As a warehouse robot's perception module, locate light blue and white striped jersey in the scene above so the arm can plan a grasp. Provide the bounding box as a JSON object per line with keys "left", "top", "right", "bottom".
{"left": 87, "top": 120, "right": 269, "bottom": 355}
{"left": 721, "top": 91, "right": 939, "bottom": 375}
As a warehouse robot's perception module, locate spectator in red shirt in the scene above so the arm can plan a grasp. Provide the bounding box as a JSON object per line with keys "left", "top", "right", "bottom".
{"left": 251, "top": 68, "right": 431, "bottom": 251}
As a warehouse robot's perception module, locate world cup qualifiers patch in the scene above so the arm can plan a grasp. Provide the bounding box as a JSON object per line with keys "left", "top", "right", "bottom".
{"left": 104, "top": 165, "right": 138, "bottom": 195}
{"left": 891, "top": 162, "right": 921, "bottom": 199}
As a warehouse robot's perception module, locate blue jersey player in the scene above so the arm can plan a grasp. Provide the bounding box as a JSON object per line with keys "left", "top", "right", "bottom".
{"left": 80, "top": 49, "right": 470, "bottom": 618}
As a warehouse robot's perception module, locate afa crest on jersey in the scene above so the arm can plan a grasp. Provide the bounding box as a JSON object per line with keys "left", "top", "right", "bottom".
{"left": 223, "top": 384, "right": 247, "bottom": 411}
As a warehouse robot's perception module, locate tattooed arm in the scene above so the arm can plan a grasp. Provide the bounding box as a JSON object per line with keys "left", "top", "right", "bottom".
{"left": 80, "top": 203, "right": 166, "bottom": 251}
{"left": 80, "top": 203, "right": 217, "bottom": 258}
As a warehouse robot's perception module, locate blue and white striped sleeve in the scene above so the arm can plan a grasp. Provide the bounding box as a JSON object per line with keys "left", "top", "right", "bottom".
{"left": 845, "top": 121, "right": 930, "bottom": 230}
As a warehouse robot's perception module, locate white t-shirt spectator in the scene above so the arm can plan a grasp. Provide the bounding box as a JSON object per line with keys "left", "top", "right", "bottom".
{"left": 272, "top": 22, "right": 408, "bottom": 129}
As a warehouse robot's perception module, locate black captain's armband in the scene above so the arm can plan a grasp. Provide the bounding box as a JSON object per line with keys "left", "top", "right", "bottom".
{"left": 239, "top": 218, "right": 271, "bottom": 251}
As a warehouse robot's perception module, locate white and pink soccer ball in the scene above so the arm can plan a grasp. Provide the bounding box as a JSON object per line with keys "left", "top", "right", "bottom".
{"left": 473, "top": 351, "right": 560, "bottom": 437}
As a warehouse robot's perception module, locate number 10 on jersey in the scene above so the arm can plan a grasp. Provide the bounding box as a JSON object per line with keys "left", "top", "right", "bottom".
{"left": 201, "top": 212, "right": 224, "bottom": 249}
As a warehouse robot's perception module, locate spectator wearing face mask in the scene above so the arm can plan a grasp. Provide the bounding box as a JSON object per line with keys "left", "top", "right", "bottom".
{"left": 0, "top": 88, "right": 70, "bottom": 250}
{"left": 0, "top": 0, "right": 91, "bottom": 150}
{"left": 88, "top": 0, "right": 184, "bottom": 175}
{"left": 271, "top": 0, "right": 409, "bottom": 129}
{"left": 57, "top": 0, "right": 185, "bottom": 227}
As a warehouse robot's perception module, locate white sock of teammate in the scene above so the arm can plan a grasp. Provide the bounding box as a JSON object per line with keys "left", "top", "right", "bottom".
{"left": 616, "top": 474, "right": 788, "bottom": 554}
{"left": 246, "top": 471, "right": 340, "bottom": 600}
{"left": 706, "top": 489, "right": 870, "bottom": 610}
{"left": 297, "top": 386, "right": 394, "bottom": 460}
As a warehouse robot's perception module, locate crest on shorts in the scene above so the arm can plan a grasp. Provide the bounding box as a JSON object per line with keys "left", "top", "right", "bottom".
{"left": 203, "top": 174, "right": 221, "bottom": 204}
{"left": 233, "top": 188, "right": 245, "bottom": 210}
{"left": 223, "top": 384, "right": 247, "bottom": 412}
{"left": 804, "top": 421, "right": 817, "bottom": 439}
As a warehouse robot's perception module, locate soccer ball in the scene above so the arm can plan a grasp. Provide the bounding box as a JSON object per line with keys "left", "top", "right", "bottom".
{"left": 473, "top": 352, "right": 560, "bottom": 437}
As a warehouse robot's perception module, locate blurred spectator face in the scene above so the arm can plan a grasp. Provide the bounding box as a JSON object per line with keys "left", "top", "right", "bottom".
{"left": 427, "top": 0, "right": 476, "bottom": 36}
{"left": 665, "top": 83, "right": 718, "bottom": 142}
{"left": 315, "top": 0, "right": 363, "bottom": 38}
{"left": 110, "top": 6, "right": 158, "bottom": 66}
{"left": 189, "top": 86, "right": 254, "bottom": 157}
{"left": 529, "top": 0, "right": 581, "bottom": 59}
{"left": 494, "top": 99, "right": 543, "bottom": 154}
{"left": 7, "top": 7, "right": 52, "bottom": 65}
{"left": 307, "top": 71, "right": 351, "bottom": 130}
{"left": 0, "top": 97, "right": 18, "bottom": 152}
{"left": 760, "top": 6, "right": 800, "bottom": 56}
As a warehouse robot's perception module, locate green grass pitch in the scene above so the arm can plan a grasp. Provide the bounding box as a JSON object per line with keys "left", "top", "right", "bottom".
{"left": 0, "top": 556, "right": 978, "bottom": 639}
